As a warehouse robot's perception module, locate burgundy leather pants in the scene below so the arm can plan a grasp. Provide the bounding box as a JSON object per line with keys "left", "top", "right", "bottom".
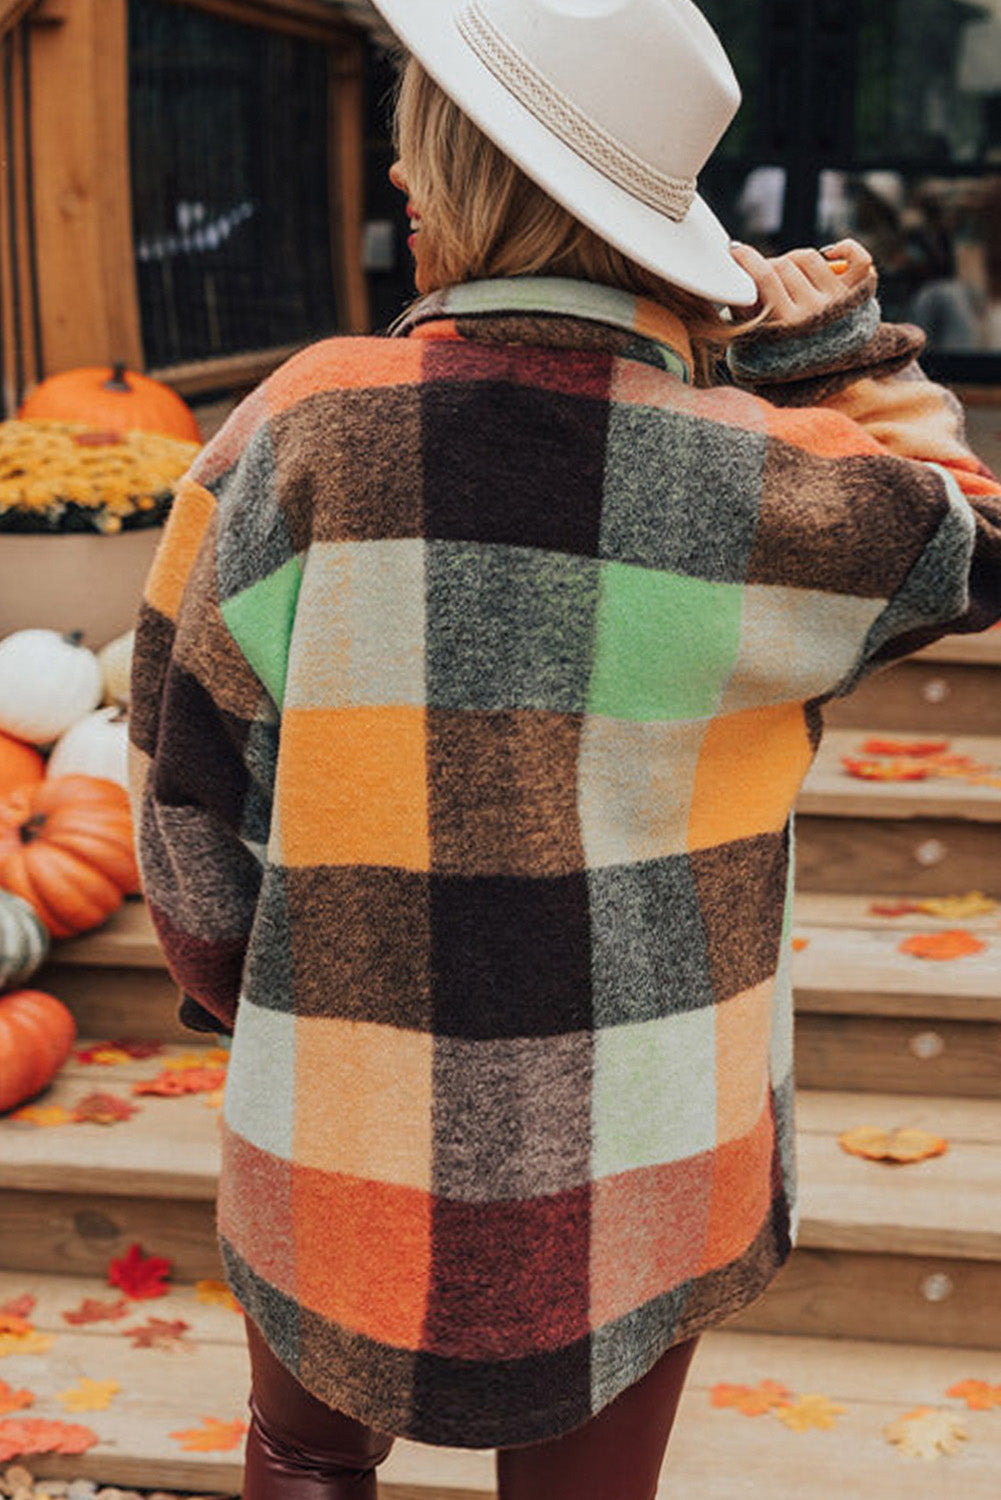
{"left": 243, "top": 1317, "right": 698, "bottom": 1500}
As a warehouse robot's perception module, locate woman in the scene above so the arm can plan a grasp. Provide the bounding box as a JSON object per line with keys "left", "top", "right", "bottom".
{"left": 128, "top": 2, "right": 1001, "bottom": 1496}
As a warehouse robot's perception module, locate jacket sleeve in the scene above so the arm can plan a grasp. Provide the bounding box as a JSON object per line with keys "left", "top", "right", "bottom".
{"left": 726, "top": 285, "right": 1001, "bottom": 673}
{"left": 128, "top": 459, "right": 280, "bottom": 1036}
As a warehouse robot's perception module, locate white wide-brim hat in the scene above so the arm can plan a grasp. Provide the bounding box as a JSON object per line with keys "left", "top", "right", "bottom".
{"left": 370, "top": 0, "right": 758, "bottom": 306}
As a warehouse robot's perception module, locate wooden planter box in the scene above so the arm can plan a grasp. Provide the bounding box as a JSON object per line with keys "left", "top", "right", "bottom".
{"left": 0, "top": 527, "right": 161, "bottom": 649}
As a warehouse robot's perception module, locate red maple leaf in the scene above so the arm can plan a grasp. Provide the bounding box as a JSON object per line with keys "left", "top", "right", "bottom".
{"left": 0, "top": 1294, "right": 36, "bottom": 1320}
{"left": 121, "top": 1317, "right": 192, "bottom": 1350}
{"left": 61, "top": 1297, "right": 130, "bottom": 1326}
{"left": 107, "top": 1243, "right": 173, "bottom": 1300}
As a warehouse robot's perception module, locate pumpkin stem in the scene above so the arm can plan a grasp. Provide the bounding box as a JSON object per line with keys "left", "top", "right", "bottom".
{"left": 62, "top": 630, "right": 86, "bottom": 648}
{"left": 19, "top": 814, "right": 46, "bottom": 844}
{"left": 111, "top": 700, "right": 129, "bottom": 722}
{"left": 105, "top": 363, "right": 131, "bottom": 393}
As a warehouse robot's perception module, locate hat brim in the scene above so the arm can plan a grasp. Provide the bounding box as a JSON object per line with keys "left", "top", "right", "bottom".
{"left": 372, "top": 0, "right": 759, "bottom": 306}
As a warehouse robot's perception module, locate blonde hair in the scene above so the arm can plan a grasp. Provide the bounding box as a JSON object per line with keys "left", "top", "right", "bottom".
{"left": 393, "top": 57, "right": 753, "bottom": 380}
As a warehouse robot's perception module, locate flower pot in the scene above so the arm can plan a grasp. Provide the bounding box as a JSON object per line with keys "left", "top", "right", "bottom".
{"left": 0, "top": 527, "right": 162, "bottom": 649}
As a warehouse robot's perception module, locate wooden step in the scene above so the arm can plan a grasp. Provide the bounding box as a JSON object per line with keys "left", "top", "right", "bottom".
{"left": 4, "top": 1269, "right": 1001, "bottom": 1497}
{"left": 797, "top": 730, "right": 1000, "bottom": 896}
{"left": 825, "top": 627, "right": 1001, "bottom": 734}
{"left": 36, "top": 901, "right": 186, "bottom": 1043}
{"left": 729, "top": 1092, "right": 1001, "bottom": 1351}
{"left": 799, "top": 732, "right": 1001, "bottom": 822}
{"left": 0, "top": 1043, "right": 223, "bottom": 1282}
{"left": 790, "top": 896, "right": 1001, "bottom": 1097}
{"left": 824, "top": 659, "right": 1001, "bottom": 735}
{"left": 917, "top": 627, "right": 1001, "bottom": 666}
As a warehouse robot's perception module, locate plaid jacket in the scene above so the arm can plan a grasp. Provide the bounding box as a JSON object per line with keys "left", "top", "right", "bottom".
{"left": 129, "top": 277, "right": 1001, "bottom": 1448}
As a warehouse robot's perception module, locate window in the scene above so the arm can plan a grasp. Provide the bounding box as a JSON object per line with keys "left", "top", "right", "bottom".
{"left": 129, "top": 0, "right": 346, "bottom": 369}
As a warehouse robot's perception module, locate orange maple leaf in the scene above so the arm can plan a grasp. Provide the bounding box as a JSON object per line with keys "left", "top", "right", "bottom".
{"left": 841, "top": 757, "right": 928, "bottom": 782}
{"left": 791, "top": 937, "right": 809, "bottom": 952}
{"left": 0, "top": 1417, "right": 98, "bottom": 1462}
{"left": 946, "top": 1379, "right": 1001, "bottom": 1411}
{"left": 0, "top": 1381, "right": 34, "bottom": 1416}
{"left": 710, "top": 1380, "right": 791, "bottom": 1416}
{"left": 169, "top": 1416, "right": 248, "bottom": 1452}
{"left": 899, "top": 930, "right": 986, "bottom": 961}
{"left": 839, "top": 1127, "right": 948, "bottom": 1164}
{"left": 195, "top": 1280, "right": 240, "bottom": 1313}
{"left": 861, "top": 738, "right": 949, "bottom": 757}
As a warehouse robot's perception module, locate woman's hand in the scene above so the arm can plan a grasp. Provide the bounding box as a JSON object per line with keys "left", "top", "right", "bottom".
{"left": 729, "top": 238, "right": 875, "bottom": 330}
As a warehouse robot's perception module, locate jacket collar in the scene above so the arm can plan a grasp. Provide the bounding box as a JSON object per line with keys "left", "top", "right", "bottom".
{"left": 391, "top": 276, "right": 694, "bottom": 384}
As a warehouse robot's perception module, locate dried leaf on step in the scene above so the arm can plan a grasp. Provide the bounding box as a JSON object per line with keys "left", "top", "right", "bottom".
{"left": 0, "top": 1296, "right": 35, "bottom": 1320}
{"left": 195, "top": 1280, "right": 240, "bottom": 1313}
{"left": 169, "top": 1417, "right": 247, "bottom": 1452}
{"left": 869, "top": 900, "right": 921, "bottom": 917}
{"left": 841, "top": 757, "right": 929, "bottom": 781}
{"left": 861, "top": 738, "right": 950, "bottom": 757}
{"left": 107, "top": 1039, "right": 164, "bottom": 1059}
{"left": 72, "top": 1046, "right": 134, "bottom": 1067}
{"left": 916, "top": 892, "right": 997, "bottom": 920}
{"left": 56, "top": 1378, "right": 120, "bottom": 1413}
{"left": 7, "top": 1106, "right": 73, "bottom": 1128}
{"left": 0, "top": 1383, "right": 33, "bottom": 1416}
{"left": 132, "top": 1066, "right": 226, "bottom": 1097}
{"left": 61, "top": 1297, "right": 130, "bottom": 1326}
{"left": 107, "top": 1243, "right": 172, "bottom": 1300}
{"left": 72, "top": 1092, "right": 139, "bottom": 1125}
{"left": 884, "top": 1407, "right": 968, "bottom": 1459}
{"left": 791, "top": 937, "right": 809, "bottom": 952}
{"left": 0, "top": 1418, "right": 98, "bottom": 1462}
{"left": 709, "top": 1380, "right": 791, "bottom": 1415}
{"left": 0, "top": 1316, "right": 53, "bottom": 1360}
{"left": 899, "top": 929, "right": 986, "bottom": 961}
{"left": 162, "top": 1050, "right": 229, "bottom": 1071}
{"left": 121, "top": 1317, "right": 191, "bottom": 1350}
{"left": 838, "top": 1127, "right": 948, "bottom": 1163}
{"left": 946, "top": 1379, "right": 1001, "bottom": 1411}
{"left": 774, "top": 1394, "right": 846, "bottom": 1431}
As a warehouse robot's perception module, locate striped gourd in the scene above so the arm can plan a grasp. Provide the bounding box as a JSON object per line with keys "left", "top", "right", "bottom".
{"left": 0, "top": 889, "right": 50, "bottom": 990}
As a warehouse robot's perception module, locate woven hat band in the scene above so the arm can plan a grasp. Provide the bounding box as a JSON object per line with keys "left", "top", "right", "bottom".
{"left": 456, "top": 1, "right": 697, "bottom": 223}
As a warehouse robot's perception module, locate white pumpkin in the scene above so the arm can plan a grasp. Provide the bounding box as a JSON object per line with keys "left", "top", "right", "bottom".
{"left": 0, "top": 629, "right": 102, "bottom": 745}
{"left": 46, "top": 704, "right": 129, "bottom": 788}
{"left": 98, "top": 629, "right": 135, "bottom": 707}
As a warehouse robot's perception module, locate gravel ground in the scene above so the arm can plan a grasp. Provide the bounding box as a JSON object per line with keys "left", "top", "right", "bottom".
{"left": 1, "top": 1473, "right": 234, "bottom": 1500}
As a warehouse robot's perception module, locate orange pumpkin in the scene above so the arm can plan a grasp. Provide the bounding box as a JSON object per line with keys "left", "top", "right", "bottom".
{"left": 19, "top": 363, "right": 201, "bottom": 443}
{"left": 0, "top": 988, "right": 77, "bottom": 1113}
{"left": 0, "top": 731, "right": 44, "bottom": 798}
{"left": 0, "top": 776, "right": 139, "bottom": 938}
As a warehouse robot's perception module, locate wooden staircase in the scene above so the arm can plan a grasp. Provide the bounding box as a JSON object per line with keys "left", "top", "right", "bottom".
{"left": 1, "top": 629, "right": 1000, "bottom": 1498}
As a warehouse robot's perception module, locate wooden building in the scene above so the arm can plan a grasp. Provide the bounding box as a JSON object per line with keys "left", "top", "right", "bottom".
{"left": 0, "top": 0, "right": 395, "bottom": 419}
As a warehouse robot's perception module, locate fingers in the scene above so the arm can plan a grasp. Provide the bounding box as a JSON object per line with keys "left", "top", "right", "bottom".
{"left": 729, "top": 238, "right": 876, "bottom": 327}
{"left": 819, "top": 238, "right": 875, "bottom": 289}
